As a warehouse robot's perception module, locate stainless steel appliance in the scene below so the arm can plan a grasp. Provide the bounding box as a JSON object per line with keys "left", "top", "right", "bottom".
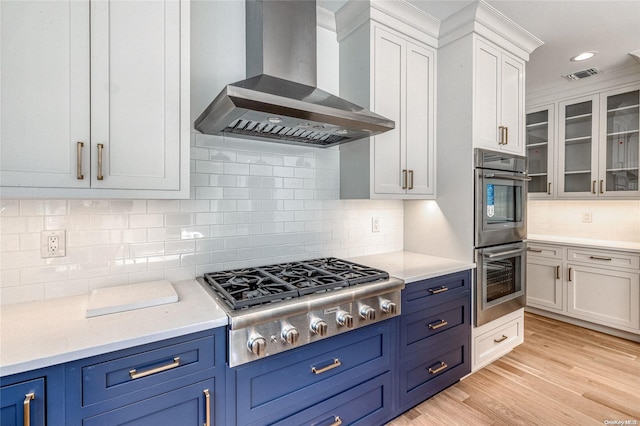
{"left": 198, "top": 258, "right": 404, "bottom": 367}
{"left": 194, "top": 0, "right": 394, "bottom": 147}
{"left": 474, "top": 241, "right": 526, "bottom": 325}
{"left": 474, "top": 149, "right": 530, "bottom": 326}
{"left": 475, "top": 148, "right": 529, "bottom": 248}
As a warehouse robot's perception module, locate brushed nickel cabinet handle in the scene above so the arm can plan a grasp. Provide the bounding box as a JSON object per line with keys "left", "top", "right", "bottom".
{"left": 498, "top": 126, "right": 506, "bottom": 145}
{"left": 494, "top": 335, "right": 508, "bottom": 343}
{"left": 129, "top": 357, "right": 180, "bottom": 379}
{"left": 589, "top": 255, "right": 612, "bottom": 261}
{"left": 408, "top": 170, "right": 414, "bottom": 190}
{"left": 527, "top": 248, "right": 543, "bottom": 253}
{"left": 556, "top": 265, "right": 560, "bottom": 280}
{"left": 312, "top": 358, "right": 341, "bottom": 375}
{"left": 504, "top": 126, "right": 509, "bottom": 145}
{"left": 428, "top": 319, "right": 448, "bottom": 330}
{"left": 548, "top": 182, "right": 551, "bottom": 194}
{"left": 568, "top": 267, "right": 573, "bottom": 282}
{"left": 23, "top": 392, "right": 35, "bottom": 426}
{"left": 599, "top": 179, "right": 604, "bottom": 194}
{"left": 330, "top": 416, "right": 343, "bottom": 426}
{"left": 76, "top": 142, "right": 84, "bottom": 180}
{"left": 203, "top": 389, "right": 211, "bottom": 426}
{"left": 97, "top": 143, "right": 105, "bottom": 180}
{"left": 428, "top": 286, "right": 448, "bottom": 294}
{"left": 592, "top": 180, "right": 596, "bottom": 194}
{"left": 428, "top": 361, "right": 448, "bottom": 375}
{"left": 402, "top": 169, "right": 408, "bottom": 189}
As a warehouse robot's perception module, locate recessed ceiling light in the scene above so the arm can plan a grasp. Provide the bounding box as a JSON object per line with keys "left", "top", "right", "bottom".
{"left": 570, "top": 51, "right": 597, "bottom": 62}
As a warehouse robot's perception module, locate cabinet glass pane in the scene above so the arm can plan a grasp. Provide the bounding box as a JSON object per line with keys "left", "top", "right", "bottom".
{"left": 526, "top": 109, "right": 549, "bottom": 193}
{"left": 605, "top": 90, "right": 639, "bottom": 192}
{"left": 564, "top": 101, "right": 592, "bottom": 192}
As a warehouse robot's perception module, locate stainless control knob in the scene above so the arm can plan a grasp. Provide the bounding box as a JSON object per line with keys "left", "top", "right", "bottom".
{"left": 336, "top": 310, "right": 354, "bottom": 328}
{"left": 281, "top": 326, "right": 300, "bottom": 345}
{"left": 247, "top": 335, "right": 267, "bottom": 356}
{"left": 359, "top": 305, "right": 376, "bottom": 321}
{"left": 310, "top": 319, "right": 328, "bottom": 336}
{"left": 380, "top": 300, "right": 397, "bottom": 315}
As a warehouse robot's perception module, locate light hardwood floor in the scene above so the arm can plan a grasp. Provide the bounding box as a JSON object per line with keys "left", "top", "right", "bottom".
{"left": 388, "top": 312, "right": 640, "bottom": 426}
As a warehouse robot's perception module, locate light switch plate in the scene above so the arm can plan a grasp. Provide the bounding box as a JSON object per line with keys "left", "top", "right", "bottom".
{"left": 41, "top": 230, "right": 66, "bottom": 258}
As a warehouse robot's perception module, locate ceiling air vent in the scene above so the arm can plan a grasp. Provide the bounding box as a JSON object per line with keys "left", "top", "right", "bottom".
{"left": 563, "top": 68, "right": 601, "bottom": 81}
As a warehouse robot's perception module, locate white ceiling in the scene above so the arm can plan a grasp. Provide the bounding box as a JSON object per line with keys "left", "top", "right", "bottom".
{"left": 319, "top": 0, "right": 640, "bottom": 95}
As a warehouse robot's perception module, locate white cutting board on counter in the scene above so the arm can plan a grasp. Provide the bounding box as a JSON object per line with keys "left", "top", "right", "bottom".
{"left": 86, "top": 280, "right": 179, "bottom": 318}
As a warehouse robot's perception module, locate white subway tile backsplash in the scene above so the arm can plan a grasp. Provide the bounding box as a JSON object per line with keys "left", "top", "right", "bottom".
{"left": 1, "top": 135, "right": 404, "bottom": 304}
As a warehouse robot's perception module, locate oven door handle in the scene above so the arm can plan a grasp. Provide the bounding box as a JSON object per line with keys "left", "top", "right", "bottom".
{"left": 483, "top": 173, "right": 532, "bottom": 182}
{"left": 485, "top": 248, "right": 526, "bottom": 259}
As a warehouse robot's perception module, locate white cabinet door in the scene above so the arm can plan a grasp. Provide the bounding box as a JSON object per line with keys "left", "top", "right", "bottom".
{"left": 373, "top": 26, "right": 405, "bottom": 196}
{"left": 526, "top": 256, "right": 563, "bottom": 311}
{"left": 474, "top": 38, "right": 524, "bottom": 154}
{"left": 405, "top": 42, "right": 435, "bottom": 196}
{"left": 0, "top": 0, "right": 90, "bottom": 188}
{"left": 557, "top": 95, "right": 600, "bottom": 198}
{"left": 567, "top": 264, "right": 640, "bottom": 330}
{"left": 90, "top": 0, "right": 182, "bottom": 191}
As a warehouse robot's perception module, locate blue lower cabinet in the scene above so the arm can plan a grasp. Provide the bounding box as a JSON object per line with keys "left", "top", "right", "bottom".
{"left": 229, "top": 321, "right": 394, "bottom": 426}
{"left": 1, "top": 378, "right": 45, "bottom": 426}
{"left": 269, "top": 372, "right": 392, "bottom": 426}
{"left": 0, "top": 365, "right": 65, "bottom": 426}
{"left": 83, "top": 378, "right": 215, "bottom": 426}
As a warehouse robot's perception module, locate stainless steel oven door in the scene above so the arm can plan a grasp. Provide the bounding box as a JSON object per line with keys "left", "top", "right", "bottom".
{"left": 475, "top": 169, "right": 530, "bottom": 247}
{"left": 475, "top": 241, "right": 526, "bottom": 326}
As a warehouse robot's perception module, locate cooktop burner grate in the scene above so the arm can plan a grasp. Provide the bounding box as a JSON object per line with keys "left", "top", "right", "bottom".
{"left": 202, "top": 258, "right": 389, "bottom": 310}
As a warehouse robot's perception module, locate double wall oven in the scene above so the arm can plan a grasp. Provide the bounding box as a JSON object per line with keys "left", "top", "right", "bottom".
{"left": 474, "top": 149, "right": 530, "bottom": 326}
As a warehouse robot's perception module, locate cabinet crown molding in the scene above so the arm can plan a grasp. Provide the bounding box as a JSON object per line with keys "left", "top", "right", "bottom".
{"left": 336, "top": 0, "right": 439, "bottom": 47}
{"left": 439, "top": 0, "right": 543, "bottom": 60}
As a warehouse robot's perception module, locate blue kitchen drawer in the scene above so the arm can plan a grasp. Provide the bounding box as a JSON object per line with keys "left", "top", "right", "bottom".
{"left": 400, "top": 295, "right": 470, "bottom": 360}
{"left": 397, "top": 328, "right": 470, "bottom": 412}
{"left": 66, "top": 328, "right": 225, "bottom": 425}
{"left": 231, "top": 321, "right": 394, "bottom": 426}
{"left": 402, "top": 270, "right": 471, "bottom": 313}
{"left": 83, "top": 378, "right": 215, "bottom": 426}
{"left": 268, "top": 372, "right": 393, "bottom": 426}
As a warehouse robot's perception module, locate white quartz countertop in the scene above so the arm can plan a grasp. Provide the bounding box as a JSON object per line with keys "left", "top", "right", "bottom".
{"left": 347, "top": 251, "right": 475, "bottom": 284}
{"left": 0, "top": 279, "right": 228, "bottom": 377}
{"left": 527, "top": 234, "right": 640, "bottom": 253}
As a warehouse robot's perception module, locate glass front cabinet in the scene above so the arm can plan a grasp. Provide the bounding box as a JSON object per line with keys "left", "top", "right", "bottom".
{"left": 557, "top": 85, "right": 639, "bottom": 198}
{"left": 526, "top": 104, "right": 555, "bottom": 197}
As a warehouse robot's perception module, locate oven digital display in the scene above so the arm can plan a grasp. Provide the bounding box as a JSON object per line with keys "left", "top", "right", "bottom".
{"left": 486, "top": 184, "right": 495, "bottom": 217}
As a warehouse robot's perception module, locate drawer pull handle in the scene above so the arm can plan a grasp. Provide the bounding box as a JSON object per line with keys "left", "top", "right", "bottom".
{"left": 97, "top": 143, "right": 104, "bottom": 180}
{"left": 428, "top": 361, "right": 448, "bottom": 375}
{"left": 330, "top": 416, "right": 343, "bottom": 426}
{"left": 129, "top": 356, "right": 180, "bottom": 379}
{"left": 312, "top": 358, "right": 341, "bottom": 375}
{"left": 494, "top": 335, "right": 508, "bottom": 343}
{"left": 428, "top": 319, "right": 448, "bottom": 330}
{"left": 589, "top": 255, "right": 612, "bottom": 261}
{"left": 76, "top": 142, "right": 84, "bottom": 180}
{"left": 527, "top": 248, "right": 543, "bottom": 253}
{"left": 203, "top": 389, "right": 211, "bottom": 426}
{"left": 568, "top": 267, "right": 573, "bottom": 282}
{"left": 428, "top": 286, "right": 448, "bottom": 294}
{"left": 402, "top": 169, "right": 408, "bottom": 189}
{"left": 556, "top": 265, "right": 560, "bottom": 280}
{"left": 408, "top": 170, "right": 414, "bottom": 190}
{"left": 23, "top": 392, "right": 35, "bottom": 426}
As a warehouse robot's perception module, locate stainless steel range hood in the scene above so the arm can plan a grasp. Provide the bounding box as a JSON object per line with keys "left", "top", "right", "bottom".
{"left": 194, "top": 0, "right": 394, "bottom": 148}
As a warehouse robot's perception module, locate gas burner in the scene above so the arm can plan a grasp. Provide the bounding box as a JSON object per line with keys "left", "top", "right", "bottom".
{"left": 305, "top": 257, "right": 389, "bottom": 285}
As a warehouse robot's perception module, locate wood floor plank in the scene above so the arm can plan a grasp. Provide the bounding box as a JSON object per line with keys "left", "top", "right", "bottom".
{"left": 386, "top": 312, "right": 640, "bottom": 425}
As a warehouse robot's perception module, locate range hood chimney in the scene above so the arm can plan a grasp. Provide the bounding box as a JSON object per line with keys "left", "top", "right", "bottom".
{"left": 194, "top": 0, "right": 394, "bottom": 148}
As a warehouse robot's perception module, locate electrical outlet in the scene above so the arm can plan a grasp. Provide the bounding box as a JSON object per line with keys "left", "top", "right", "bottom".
{"left": 581, "top": 212, "right": 592, "bottom": 223}
{"left": 372, "top": 217, "right": 380, "bottom": 233}
{"left": 42, "top": 230, "right": 66, "bottom": 258}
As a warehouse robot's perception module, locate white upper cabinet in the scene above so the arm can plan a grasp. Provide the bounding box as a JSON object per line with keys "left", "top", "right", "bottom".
{"left": 526, "top": 104, "right": 555, "bottom": 197}
{"left": 0, "top": 0, "right": 190, "bottom": 199}
{"left": 557, "top": 85, "right": 639, "bottom": 198}
{"left": 336, "top": 1, "right": 437, "bottom": 199}
{"left": 474, "top": 38, "right": 525, "bottom": 155}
